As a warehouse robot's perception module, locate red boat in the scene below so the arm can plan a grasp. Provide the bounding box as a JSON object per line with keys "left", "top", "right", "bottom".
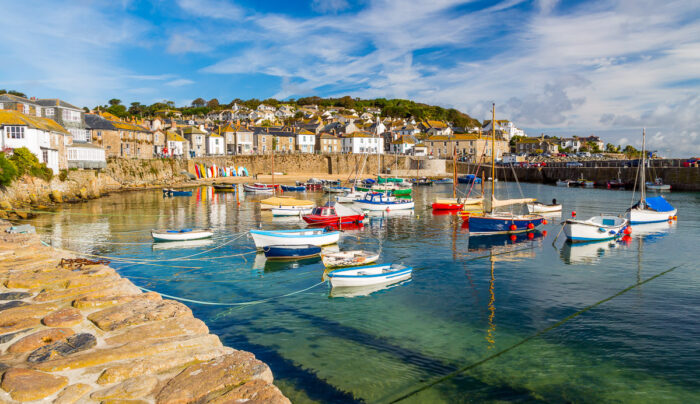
{"left": 432, "top": 199, "right": 463, "bottom": 211}
{"left": 302, "top": 202, "right": 365, "bottom": 225}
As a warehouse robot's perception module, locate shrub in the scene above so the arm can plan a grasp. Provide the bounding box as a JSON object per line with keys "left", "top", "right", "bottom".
{"left": 8, "top": 147, "right": 53, "bottom": 182}
{"left": 0, "top": 153, "right": 18, "bottom": 186}
{"left": 59, "top": 169, "right": 68, "bottom": 181}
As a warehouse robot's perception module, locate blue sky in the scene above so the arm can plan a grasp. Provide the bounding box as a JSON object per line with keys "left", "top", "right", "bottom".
{"left": 1, "top": 0, "right": 699, "bottom": 156}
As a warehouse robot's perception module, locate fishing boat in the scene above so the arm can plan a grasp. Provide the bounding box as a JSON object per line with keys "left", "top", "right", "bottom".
{"left": 321, "top": 250, "right": 380, "bottom": 268}
{"left": 304, "top": 178, "right": 324, "bottom": 189}
{"left": 262, "top": 244, "right": 322, "bottom": 260}
{"left": 162, "top": 188, "right": 192, "bottom": 197}
{"left": 411, "top": 177, "right": 433, "bottom": 186}
{"left": 243, "top": 183, "right": 275, "bottom": 193}
{"left": 249, "top": 228, "right": 340, "bottom": 249}
{"left": 354, "top": 192, "right": 414, "bottom": 211}
{"left": 563, "top": 214, "right": 629, "bottom": 242}
{"left": 556, "top": 179, "right": 570, "bottom": 187}
{"left": 606, "top": 170, "right": 626, "bottom": 189}
{"left": 645, "top": 177, "right": 671, "bottom": 191}
{"left": 280, "top": 184, "right": 306, "bottom": 192}
{"left": 465, "top": 104, "right": 544, "bottom": 235}
{"left": 327, "top": 263, "right": 412, "bottom": 287}
{"left": 323, "top": 185, "right": 352, "bottom": 193}
{"left": 526, "top": 199, "right": 562, "bottom": 213}
{"left": 302, "top": 202, "right": 365, "bottom": 225}
{"left": 628, "top": 130, "right": 677, "bottom": 224}
{"left": 151, "top": 228, "right": 213, "bottom": 242}
{"left": 212, "top": 183, "right": 236, "bottom": 192}
{"left": 458, "top": 174, "right": 482, "bottom": 184}
{"left": 271, "top": 207, "right": 314, "bottom": 216}
{"left": 336, "top": 190, "right": 366, "bottom": 203}
{"left": 259, "top": 196, "right": 314, "bottom": 210}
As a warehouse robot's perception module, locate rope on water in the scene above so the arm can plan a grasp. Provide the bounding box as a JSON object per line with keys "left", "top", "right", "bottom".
{"left": 383, "top": 263, "right": 686, "bottom": 403}
{"left": 136, "top": 280, "right": 327, "bottom": 307}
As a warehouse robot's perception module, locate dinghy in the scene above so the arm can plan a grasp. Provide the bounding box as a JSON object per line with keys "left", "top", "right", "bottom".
{"left": 259, "top": 196, "right": 314, "bottom": 210}
{"left": 556, "top": 180, "right": 571, "bottom": 187}
{"left": 327, "top": 263, "right": 412, "bottom": 287}
{"left": 263, "top": 244, "right": 322, "bottom": 260}
{"left": 563, "top": 215, "right": 629, "bottom": 242}
{"left": 302, "top": 202, "right": 365, "bottom": 225}
{"left": 271, "top": 207, "right": 313, "bottom": 216}
{"left": 321, "top": 250, "right": 380, "bottom": 268}
{"left": 280, "top": 184, "right": 306, "bottom": 192}
{"left": 323, "top": 185, "right": 352, "bottom": 193}
{"left": 212, "top": 183, "right": 236, "bottom": 192}
{"left": 151, "top": 228, "right": 213, "bottom": 242}
{"left": 243, "top": 183, "right": 275, "bottom": 193}
{"left": 336, "top": 190, "right": 365, "bottom": 203}
{"left": 526, "top": 199, "right": 562, "bottom": 213}
{"left": 645, "top": 178, "right": 671, "bottom": 191}
{"left": 353, "top": 192, "right": 414, "bottom": 211}
{"left": 162, "top": 188, "right": 193, "bottom": 197}
{"left": 249, "top": 228, "right": 340, "bottom": 249}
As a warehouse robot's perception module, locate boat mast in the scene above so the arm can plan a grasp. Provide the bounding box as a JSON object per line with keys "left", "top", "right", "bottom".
{"left": 272, "top": 147, "right": 275, "bottom": 194}
{"left": 489, "top": 103, "right": 496, "bottom": 213}
{"left": 453, "top": 146, "right": 457, "bottom": 199}
{"left": 640, "top": 128, "right": 646, "bottom": 206}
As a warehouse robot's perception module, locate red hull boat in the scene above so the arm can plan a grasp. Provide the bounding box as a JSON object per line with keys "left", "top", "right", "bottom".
{"left": 302, "top": 202, "right": 365, "bottom": 225}
{"left": 431, "top": 202, "right": 463, "bottom": 211}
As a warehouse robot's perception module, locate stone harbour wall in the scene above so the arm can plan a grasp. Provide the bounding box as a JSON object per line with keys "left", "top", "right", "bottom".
{"left": 0, "top": 221, "right": 290, "bottom": 404}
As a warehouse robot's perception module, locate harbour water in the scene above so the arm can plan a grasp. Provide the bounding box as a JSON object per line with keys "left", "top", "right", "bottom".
{"left": 26, "top": 183, "right": 700, "bottom": 403}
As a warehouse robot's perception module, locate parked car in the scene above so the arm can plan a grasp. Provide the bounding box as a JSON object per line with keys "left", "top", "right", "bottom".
{"left": 566, "top": 161, "right": 583, "bottom": 167}
{"left": 682, "top": 157, "right": 699, "bottom": 167}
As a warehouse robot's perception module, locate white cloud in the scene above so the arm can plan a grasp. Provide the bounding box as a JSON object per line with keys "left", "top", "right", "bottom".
{"left": 165, "top": 79, "right": 195, "bottom": 87}
{"left": 311, "top": 0, "right": 350, "bottom": 13}
{"left": 175, "top": 0, "right": 244, "bottom": 19}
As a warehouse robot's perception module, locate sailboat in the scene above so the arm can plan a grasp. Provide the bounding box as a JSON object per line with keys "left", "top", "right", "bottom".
{"left": 627, "top": 129, "right": 677, "bottom": 224}
{"left": 464, "top": 104, "right": 545, "bottom": 235}
{"left": 432, "top": 148, "right": 482, "bottom": 210}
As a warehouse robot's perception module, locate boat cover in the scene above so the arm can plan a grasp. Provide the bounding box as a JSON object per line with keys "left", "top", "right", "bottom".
{"left": 645, "top": 196, "right": 675, "bottom": 212}
{"left": 260, "top": 197, "right": 314, "bottom": 206}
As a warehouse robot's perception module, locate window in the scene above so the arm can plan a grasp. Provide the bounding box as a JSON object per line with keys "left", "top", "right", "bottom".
{"left": 69, "top": 128, "right": 89, "bottom": 142}
{"left": 42, "top": 150, "right": 49, "bottom": 164}
{"left": 44, "top": 108, "right": 54, "bottom": 116}
{"left": 0, "top": 103, "right": 3, "bottom": 109}
{"left": 154, "top": 133, "right": 159, "bottom": 142}
{"left": 62, "top": 109, "right": 81, "bottom": 122}
{"left": 23, "top": 104, "right": 30, "bottom": 114}
{"left": 6, "top": 126, "right": 24, "bottom": 139}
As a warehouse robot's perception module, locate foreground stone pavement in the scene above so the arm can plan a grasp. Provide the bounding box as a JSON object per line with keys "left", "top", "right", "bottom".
{"left": 0, "top": 221, "right": 290, "bottom": 403}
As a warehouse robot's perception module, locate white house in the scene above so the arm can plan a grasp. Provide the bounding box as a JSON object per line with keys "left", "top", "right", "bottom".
{"left": 390, "top": 136, "right": 415, "bottom": 154}
{"left": 257, "top": 104, "right": 276, "bottom": 112}
{"left": 0, "top": 110, "right": 64, "bottom": 173}
{"left": 341, "top": 132, "right": 384, "bottom": 154}
{"left": 165, "top": 131, "right": 186, "bottom": 157}
{"left": 207, "top": 133, "right": 225, "bottom": 155}
{"left": 275, "top": 105, "right": 295, "bottom": 118}
{"left": 560, "top": 137, "right": 582, "bottom": 152}
{"left": 296, "top": 129, "right": 316, "bottom": 153}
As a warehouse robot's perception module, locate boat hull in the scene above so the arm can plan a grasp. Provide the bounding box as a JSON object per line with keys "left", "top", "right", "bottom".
{"left": 327, "top": 264, "right": 412, "bottom": 287}
{"left": 152, "top": 229, "right": 213, "bottom": 242}
{"left": 526, "top": 203, "right": 562, "bottom": 213}
{"left": 467, "top": 215, "right": 544, "bottom": 235}
{"left": 249, "top": 229, "right": 340, "bottom": 249}
{"left": 432, "top": 202, "right": 463, "bottom": 211}
{"left": 353, "top": 200, "right": 414, "bottom": 211}
{"left": 263, "top": 244, "right": 322, "bottom": 260}
{"left": 243, "top": 184, "right": 274, "bottom": 193}
{"left": 321, "top": 251, "right": 380, "bottom": 268}
{"left": 302, "top": 214, "right": 365, "bottom": 225}
{"left": 628, "top": 207, "right": 677, "bottom": 224}
{"left": 271, "top": 207, "right": 313, "bottom": 216}
{"left": 280, "top": 185, "right": 306, "bottom": 192}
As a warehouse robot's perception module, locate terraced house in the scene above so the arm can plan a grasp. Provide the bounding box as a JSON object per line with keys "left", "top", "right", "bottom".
{"left": 425, "top": 134, "right": 509, "bottom": 162}
{"left": 180, "top": 126, "right": 207, "bottom": 157}
{"left": 35, "top": 98, "right": 90, "bottom": 143}
{"left": 86, "top": 113, "right": 152, "bottom": 159}
{"left": 316, "top": 133, "right": 340, "bottom": 153}
{"left": 0, "top": 110, "right": 69, "bottom": 173}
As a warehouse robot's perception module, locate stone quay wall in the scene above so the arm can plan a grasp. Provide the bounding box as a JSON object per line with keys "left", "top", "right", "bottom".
{"left": 0, "top": 220, "right": 290, "bottom": 403}
{"left": 451, "top": 162, "right": 700, "bottom": 191}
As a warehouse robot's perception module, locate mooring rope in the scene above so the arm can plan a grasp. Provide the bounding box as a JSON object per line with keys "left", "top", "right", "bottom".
{"left": 383, "top": 263, "right": 685, "bottom": 403}
{"left": 136, "top": 280, "right": 327, "bottom": 307}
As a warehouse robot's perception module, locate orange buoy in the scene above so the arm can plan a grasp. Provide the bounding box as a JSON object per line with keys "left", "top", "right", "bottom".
{"left": 542, "top": 230, "right": 548, "bottom": 237}
{"left": 510, "top": 234, "right": 517, "bottom": 242}
{"left": 571, "top": 211, "right": 577, "bottom": 218}
{"left": 509, "top": 224, "right": 517, "bottom": 231}
{"left": 673, "top": 215, "right": 677, "bottom": 220}
{"left": 543, "top": 219, "right": 548, "bottom": 225}
{"left": 623, "top": 226, "right": 632, "bottom": 235}
{"left": 527, "top": 232, "right": 534, "bottom": 239}
{"left": 527, "top": 223, "right": 535, "bottom": 229}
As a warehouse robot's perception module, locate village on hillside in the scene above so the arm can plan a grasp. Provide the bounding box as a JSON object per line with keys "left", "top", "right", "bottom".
{"left": 1, "top": 92, "right": 616, "bottom": 175}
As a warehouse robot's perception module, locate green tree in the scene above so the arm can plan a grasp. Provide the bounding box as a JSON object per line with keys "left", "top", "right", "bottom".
{"left": 0, "top": 89, "right": 27, "bottom": 98}
{"left": 129, "top": 102, "right": 145, "bottom": 116}
{"left": 8, "top": 147, "right": 52, "bottom": 181}
{"left": 0, "top": 153, "right": 18, "bottom": 187}
{"left": 192, "top": 98, "right": 206, "bottom": 107}
{"left": 623, "top": 145, "right": 640, "bottom": 157}
{"left": 108, "top": 98, "right": 121, "bottom": 106}
{"left": 605, "top": 143, "right": 618, "bottom": 153}
{"left": 106, "top": 104, "right": 128, "bottom": 118}
{"left": 207, "top": 98, "right": 220, "bottom": 109}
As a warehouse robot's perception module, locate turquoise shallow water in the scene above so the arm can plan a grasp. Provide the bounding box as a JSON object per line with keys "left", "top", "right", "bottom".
{"left": 25, "top": 183, "right": 700, "bottom": 403}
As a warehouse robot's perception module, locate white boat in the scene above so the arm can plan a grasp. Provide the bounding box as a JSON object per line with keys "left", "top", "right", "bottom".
{"left": 151, "top": 238, "right": 214, "bottom": 250}
{"left": 527, "top": 200, "right": 562, "bottom": 213}
{"left": 271, "top": 207, "right": 314, "bottom": 216}
{"left": 556, "top": 180, "right": 570, "bottom": 187}
{"left": 243, "top": 184, "right": 275, "bottom": 193}
{"left": 327, "top": 263, "right": 412, "bottom": 287}
{"left": 353, "top": 193, "right": 414, "bottom": 211}
{"left": 628, "top": 130, "right": 677, "bottom": 224}
{"left": 563, "top": 215, "right": 628, "bottom": 242}
{"left": 321, "top": 250, "right": 380, "bottom": 268}
{"left": 259, "top": 196, "right": 314, "bottom": 210}
{"left": 645, "top": 178, "right": 671, "bottom": 191}
{"left": 323, "top": 185, "right": 352, "bottom": 193}
{"left": 151, "top": 228, "right": 213, "bottom": 242}
{"left": 336, "top": 191, "right": 365, "bottom": 203}
{"left": 249, "top": 228, "right": 340, "bottom": 249}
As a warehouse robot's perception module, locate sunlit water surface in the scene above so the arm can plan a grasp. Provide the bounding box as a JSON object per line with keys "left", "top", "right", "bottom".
{"left": 26, "top": 182, "right": 700, "bottom": 403}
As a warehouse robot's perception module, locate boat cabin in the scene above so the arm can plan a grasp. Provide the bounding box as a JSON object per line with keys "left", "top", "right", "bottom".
{"left": 311, "top": 205, "right": 337, "bottom": 217}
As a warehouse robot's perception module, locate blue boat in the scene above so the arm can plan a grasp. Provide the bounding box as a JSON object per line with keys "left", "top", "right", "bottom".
{"left": 433, "top": 178, "right": 454, "bottom": 184}
{"left": 263, "top": 244, "right": 322, "bottom": 260}
{"left": 281, "top": 185, "right": 306, "bottom": 192}
{"left": 457, "top": 174, "right": 481, "bottom": 184}
{"left": 163, "top": 188, "right": 193, "bottom": 197}
{"left": 327, "top": 263, "right": 413, "bottom": 287}
{"left": 468, "top": 214, "right": 545, "bottom": 235}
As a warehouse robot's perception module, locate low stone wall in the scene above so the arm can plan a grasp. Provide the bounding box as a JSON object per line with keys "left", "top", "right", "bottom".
{"left": 452, "top": 162, "right": 700, "bottom": 191}
{"left": 0, "top": 221, "right": 289, "bottom": 403}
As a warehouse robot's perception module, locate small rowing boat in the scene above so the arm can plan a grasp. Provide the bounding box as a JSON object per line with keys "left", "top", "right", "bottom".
{"left": 645, "top": 178, "right": 671, "bottom": 191}
{"left": 162, "top": 188, "right": 193, "bottom": 197}
{"left": 249, "top": 228, "right": 340, "bottom": 249}
{"left": 526, "top": 199, "right": 562, "bottom": 213}
{"left": 271, "top": 207, "right": 313, "bottom": 216}
{"left": 564, "top": 215, "right": 628, "bottom": 242}
{"left": 259, "top": 196, "right": 314, "bottom": 210}
{"left": 212, "top": 183, "right": 236, "bottom": 192}
{"left": 323, "top": 185, "right": 352, "bottom": 193}
{"left": 327, "top": 263, "right": 412, "bottom": 287}
{"left": 302, "top": 202, "right": 365, "bottom": 225}
{"left": 243, "top": 183, "right": 275, "bottom": 193}
{"left": 280, "top": 184, "right": 307, "bottom": 192}
{"left": 263, "top": 244, "right": 322, "bottom": 260}
{"left": 321, "top": 250, "right": 380, "bottom": 268}
{"left": 353, "top": 192, "right": 414, "bottom": 211}
{"left": 556, "top": 179, "right": 570, "bottom": 187}
{"left": 151, "top": 228, "right": 213, "bottom": 242}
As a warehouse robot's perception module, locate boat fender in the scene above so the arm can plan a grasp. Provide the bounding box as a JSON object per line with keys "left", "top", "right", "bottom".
{"left": 527, "top": 232, "right": 534, "bottom": 239}
{"left": 509, "top": 235, "right": 517, "bottom": 242}
{"left": 543, "top": 219, "right": 548, "bottom": 225}
{"left": 623, "top": 226, "right": 632, "bottom": 235}
{"left": 509, "top": 224, "right": 517, "bottom": 231}
{"left": 598, "top": 227, "right": 606, "bottom": 232}
{"left": 527, "top": 223, "right": 535, "bottom": 230}
{"left": 572, "top": 211, "right": 577, "bottom": 217}
{"left": 609, "top": 230, "right": 617, "bottom": 235}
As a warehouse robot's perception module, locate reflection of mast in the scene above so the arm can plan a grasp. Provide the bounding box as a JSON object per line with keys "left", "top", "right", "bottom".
{"left": 486, "top": 250, "right": 496, "bottom": 348}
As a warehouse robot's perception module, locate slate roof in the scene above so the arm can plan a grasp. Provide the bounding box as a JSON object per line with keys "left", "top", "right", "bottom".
{"left": 85, "top": 114, "right": 116, "bottom": 130}
{"left": 35, "top": 98, "right": 81, "bottom": 110}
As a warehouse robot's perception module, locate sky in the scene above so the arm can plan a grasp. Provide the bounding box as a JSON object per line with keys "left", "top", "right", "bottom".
{"left": 0, "top": 0, "right": 698, "bottom": 156}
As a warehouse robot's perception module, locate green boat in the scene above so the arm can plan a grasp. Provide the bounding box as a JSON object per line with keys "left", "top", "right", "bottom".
{"left": 354, "top": 185, "right": 412, "bottom": 196}
{"left": 377, "top": 176, "right": 405, "bottom": 184}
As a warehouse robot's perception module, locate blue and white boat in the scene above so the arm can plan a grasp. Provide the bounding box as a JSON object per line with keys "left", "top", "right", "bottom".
{"left": 353, "top": 192, "right": 414, "bottom": 211}
{"left": 563, "top": 215, "right": 629, "bottom": 242}
{"left": 433, "top": 178, "right": 454, "bottom": 184}
{"left": 457, "top": 174, "right": 481, "bottom": 184}
{"left": 327, "top": 263, "right": 412, "bottom": 287}
{"left": 263, "top": 244, "right": 322, "bottom": 260}
{"left": 323, "top": 185, "right": 352, "bottom": 193}
{"left": 163, "top": 188, "right": 193, "bottom": 197}
{"left": 152, "top": 228, "right": 213, "bottom": 242}
{"left": 281, "top": 184, "right": 306, "bottom": 192}
{"left": 249, "top": 228, "right": 340, "bottom": 249}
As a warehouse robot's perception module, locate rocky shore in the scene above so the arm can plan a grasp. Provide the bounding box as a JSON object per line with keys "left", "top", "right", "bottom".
{"left": 0, "top": 220, "right": 290, "bottom": 403}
